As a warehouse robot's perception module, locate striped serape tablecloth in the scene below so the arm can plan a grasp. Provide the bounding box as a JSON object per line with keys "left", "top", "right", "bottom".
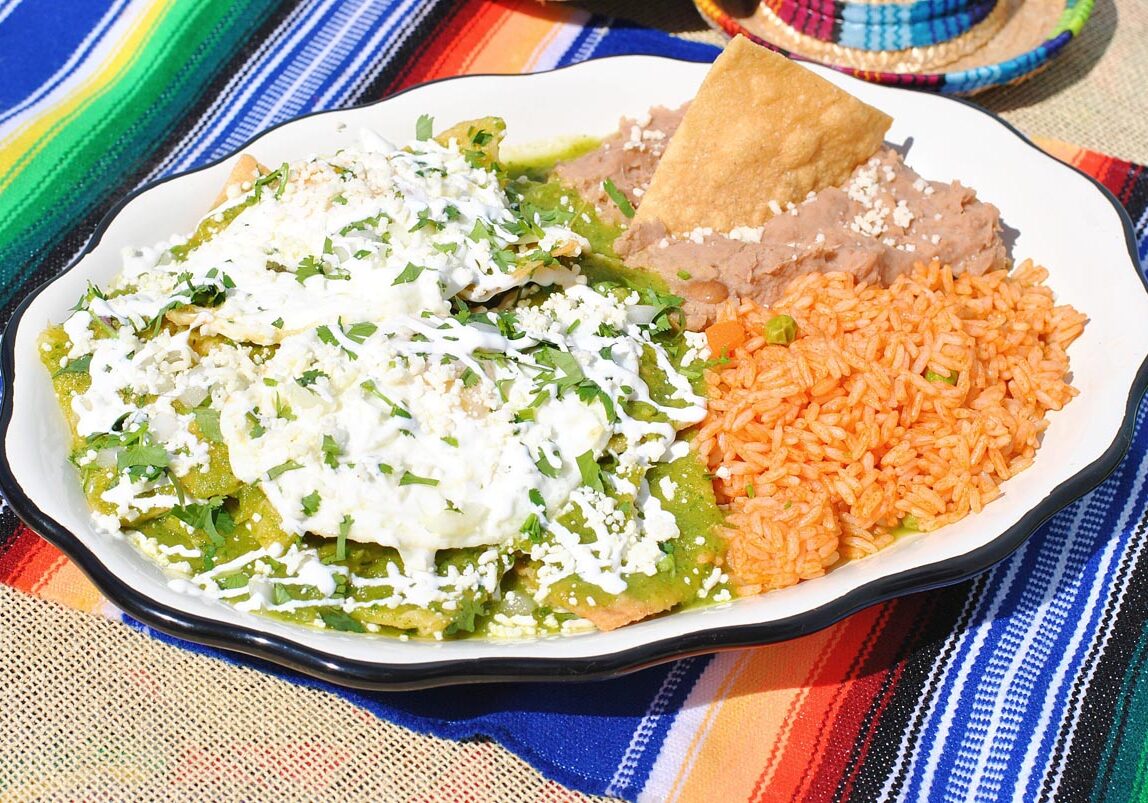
{"left": 3, "top": 1, "right": 1148, "bottom": 800}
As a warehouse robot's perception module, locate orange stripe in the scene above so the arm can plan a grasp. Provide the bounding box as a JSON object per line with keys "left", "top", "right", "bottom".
{"left": 463, "top": 0, "right": 572, "bottom": 73}
{"left": 670, "top": 610, "right": 876, "bottom": 801}
{"left": 766, "top": 605, "right": 889, "bottom": 800}
{"left": 31, "top": 558, "right": 105, "bottom": 613}
{"left": 665, "top": 650, "right": 756, "bottom": 802}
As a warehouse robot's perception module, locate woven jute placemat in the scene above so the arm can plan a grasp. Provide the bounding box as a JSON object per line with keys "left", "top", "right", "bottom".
{"left": 574, "top": 0, "right": 1148, "bottom": 164}
{"left": 0, "top": 585, "right": 610, "bottom": 802}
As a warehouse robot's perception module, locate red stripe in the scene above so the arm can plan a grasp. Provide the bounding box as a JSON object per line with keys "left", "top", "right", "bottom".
{"left": 0, "top": 524, "right": 65, "bottom": 592}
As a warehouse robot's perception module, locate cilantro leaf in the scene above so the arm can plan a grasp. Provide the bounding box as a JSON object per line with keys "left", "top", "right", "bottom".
{"left": 336, "top": 514, "right": 353, "bottom": 561}
{"left": 602, "top": 178, "right": 635, "bottom": 218}
{"left": 399, "top": 471, "right": 438, "bottom": 487}
{"left": 575, "top": 450, "right": 605, "bottom": 493}
{"left": 392, "top": 262, "right": 426, "bottom": 285}
{"left": 266, "top": 460, "right": 302, "bottom": 480}
{"left": 415, "top": 114, "right": 434, "bottom": 141}
{"left": 321, "top": 434, "right": 341, "bottom": 468}
{"left": 54, "top": 354, "right": 92, "bottom": 376}
{"left": 300, "top": 490, "right": 322, "bottom": 516}
{"left": 320, "top": 609, "right": 365, "bottom": 633}
{"left": 535, "top": 449, "right": 560, "bottom": 478}
{"left": 192, "top": 405, "right": 223, "bottom": 443}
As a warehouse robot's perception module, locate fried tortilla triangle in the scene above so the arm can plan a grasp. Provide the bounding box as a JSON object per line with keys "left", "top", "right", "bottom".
{"left": 634, "top": 36, "right": 893, "bottom": 234}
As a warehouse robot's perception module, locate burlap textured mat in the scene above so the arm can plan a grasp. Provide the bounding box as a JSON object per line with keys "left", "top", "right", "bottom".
{"left": 0, "top": 585, "right": 609, "bottom": 802}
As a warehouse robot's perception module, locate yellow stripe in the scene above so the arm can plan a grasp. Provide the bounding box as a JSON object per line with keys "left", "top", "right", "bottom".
{"left": 0, "top": 0, "right": 174, "bottom": 191}
{"left": 466, "top": 4, "right": 570, "bottom": 74}
{"left": 665, "top": 650, "right": 754, "bottom": 802}
{"left": 670, "top": 624, "right": 848, "bottom": 801}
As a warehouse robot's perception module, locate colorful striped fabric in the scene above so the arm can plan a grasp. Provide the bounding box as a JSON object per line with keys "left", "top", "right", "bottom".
{"left": 2, "top": 2, "right": 1147, "bottom": 800}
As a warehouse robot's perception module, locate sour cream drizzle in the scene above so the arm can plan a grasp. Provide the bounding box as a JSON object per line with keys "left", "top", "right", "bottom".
{"left": 58, "top": 130, "right": 707, "bottom": 617}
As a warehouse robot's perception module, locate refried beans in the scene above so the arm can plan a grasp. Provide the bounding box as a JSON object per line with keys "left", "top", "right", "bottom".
{"left": 557, "top": 106, "right": 1009, "bottom": 330}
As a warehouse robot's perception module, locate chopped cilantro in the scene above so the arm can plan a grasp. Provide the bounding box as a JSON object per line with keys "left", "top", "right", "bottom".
{"left": 320, "top": 609, "right": 365, "bottom": 633}
{"left": 215, "top": 572, "right": 250, "bottom": 591}
{"left": 575, "top": 450, "right": 605, "bottom": 493}
{"left": 415, "top": 113, "right": 434, "bottom": 141}
{"left": 392, "top": 262, "right": 426, "bottom": 285}
{"left": 246, "top": 409, "right": 266, "bottom": 439}
{"left": 535, "top": 449, "right": 560, "bottom": 478}
{"left": 468, "top": 219, "right": 496, "bottom": 243}
{"left": 321, "top": 434, "right": 341, "bottom": 468}
{"left": 273, "top": 394, "right": 296, "bottom": 421}
{"left": 343, "top": 321, "right": 377, "bottom": 344}
{"left": 377, "top": 463, "right": 393, "bottom": 475}
{"left": 267, "top": 460, "right": 302, "bottom": 480}
{"left": 441, "top": 436, "right": 459, "bottom": 447}
{"left": 296, "top": 369, "right": 328, "bottom": 387}
{"left": 360, "top": 380, "right": 412, "bottom": 418}
{"left": 271, "top": 317, "right": 284, "bottom": 329}
{"left": 172, "top": 496, "right": 234, "bottom": 547}
{"left": 192, "top": 405, "right": 224, "bottom": 443}
{"left": 54, "top": 354, "right": 92, "bottom": 376}
{"left": 331, "top": 193, "right": 347, "bottom": 205}
{"left": 520, "top": 513, "right": 543, "bottom": 544}
{"left": 336, "top": 514, "right": 353, "bottom": 561}
{"left": 528, "top": 489, "right": 545, "bottom": 507}
{"left": 301, "top": 491, "right": 322, "bottom": 516}
{"left": 602, "top": 178, "right": 635, "bottom": 218}
{"left": 399, "top": 471, "right": 438, "bottom": 487}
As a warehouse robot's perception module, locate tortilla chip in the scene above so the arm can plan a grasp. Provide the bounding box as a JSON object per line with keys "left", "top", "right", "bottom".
{"left": 634, "top": 36, "right": 892, "bottom": 233}
{"left": 211, "top": 153, "right": 267, "bottom": 210}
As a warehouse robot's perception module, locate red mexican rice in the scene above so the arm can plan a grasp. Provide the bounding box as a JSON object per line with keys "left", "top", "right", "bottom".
{"left": 695, "top": 260, "right": 1086, "bottom": 595}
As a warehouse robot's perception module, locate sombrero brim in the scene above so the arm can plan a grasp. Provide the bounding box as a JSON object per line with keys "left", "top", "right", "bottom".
{"left": 692, "top": 0, "right": 1094, "bottom": 95}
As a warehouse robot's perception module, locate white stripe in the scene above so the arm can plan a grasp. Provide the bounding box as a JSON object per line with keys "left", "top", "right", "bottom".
{"left": 568, "top": 23, "right": 609, "bottom": 65}
{"left": 1037, "top": 417, "right": 1148, "bottom": 799}
{"left": 142, "top": 0, "right": 317, "bottom": 180}
{"left": 606, "top": 658, "right": 695, "bottom": 796}
{"left": 915, "top": 540, "right": 1030, "bottom": 800}
{"left": 638, "top": 651, "right": 744, "bottom": 803}
{"left": 164, "top": 0, "right": 342, "bottom": 171}
{"left": 961, "top": 501, "right": 1094, "bottom": 797}
{"left": 0, "top": 0, "right": 145, "bottom": 142}
{"left": 1017, "top": 489, "right": 1147, "bottom": 797}
{"left": 0, "top": 0, "right": 129, "bottom": 128}
{"left": 520, "top": 13, "right": 588, "bottom": 72}
{"left": 247, "top": 0, "right": 376, "bottom": 129}
{"left": 0, "top": 0, "right": 25, "bottom": 28}
{"left": 340, "top": 0, "right": 441, "bottom": 101}
{"left": 313, "top": 0, "right": 428, "bottom": 109}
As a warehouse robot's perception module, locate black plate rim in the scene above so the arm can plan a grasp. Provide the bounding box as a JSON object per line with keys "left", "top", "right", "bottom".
{"left": 1, "top": 54, "right": 1145, "bottom": 690}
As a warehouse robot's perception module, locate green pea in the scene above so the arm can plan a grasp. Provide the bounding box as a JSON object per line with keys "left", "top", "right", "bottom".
{"left": 924, "top": 368, "right": 958, "bottom": 385}
{"left": 763, "top": 314, "right": 797, "bottom": 345}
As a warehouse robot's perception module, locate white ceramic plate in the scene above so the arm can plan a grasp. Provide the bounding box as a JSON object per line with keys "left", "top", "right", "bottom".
{"left": 2, "top": 56, "right": 1145, "bottom": 689}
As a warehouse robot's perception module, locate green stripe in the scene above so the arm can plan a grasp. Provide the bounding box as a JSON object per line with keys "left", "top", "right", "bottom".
{"left": 1093, "top": 624, "right": 1148, "bottom": 802}
{"left": 0, "top": 0, "right": 276, "bottom": 309}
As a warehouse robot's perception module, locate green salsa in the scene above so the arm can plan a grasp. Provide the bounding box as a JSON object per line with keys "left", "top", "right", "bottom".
{"left": 40, "top": 119, "right": 731, "bottom": 639}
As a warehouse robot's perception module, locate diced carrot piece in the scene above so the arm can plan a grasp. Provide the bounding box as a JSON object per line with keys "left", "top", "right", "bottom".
{"left": 706, "top": 320, "right": 746, "bottom": 357}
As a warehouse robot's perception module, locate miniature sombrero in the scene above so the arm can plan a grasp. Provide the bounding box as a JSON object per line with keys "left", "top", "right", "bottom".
{"left": 692, "top": 0, "right": 1094, "bottom": 94}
